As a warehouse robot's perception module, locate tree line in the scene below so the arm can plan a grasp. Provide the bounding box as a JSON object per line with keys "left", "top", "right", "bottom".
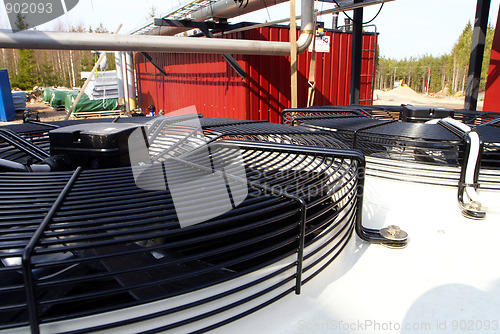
{"left": 3, "top": 6, "right": 160, "bottom": 91}
{"left": 3, "top": 19, "right": 495, "bottom": 95}
{"left": 3, "top": 24, "right": 116, "bottom": 91}
{"left": 375, "top": 22, "right": 495, "bottom": 95}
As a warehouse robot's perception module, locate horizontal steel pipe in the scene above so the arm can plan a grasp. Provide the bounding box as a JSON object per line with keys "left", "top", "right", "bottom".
{"left": 213, "top": 0, "right": 395, "bottom": 37}
{"left": 0, "top": 29, "right": 294, "bottom": 55}
{"left": 137, "top": 0, "right": 290, "bottom": 36}
{"left": 0, "top": 0, "right": 393, "bottom": 56}
{"left": 0, "top": 0, "right": 313, "bottom": 55}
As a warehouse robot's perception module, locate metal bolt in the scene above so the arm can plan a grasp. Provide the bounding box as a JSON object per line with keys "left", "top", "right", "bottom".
{"left": 461, "top": 201, "right": 486, "bottom": 220}
{"left": 380, "top": 225, "right": 408, "bottom": 243}
{"left": 468, "top": 201, "right": 482, "bottom": 211}
{"left": 386, "top": 225, "right": 401, "bottom": 237}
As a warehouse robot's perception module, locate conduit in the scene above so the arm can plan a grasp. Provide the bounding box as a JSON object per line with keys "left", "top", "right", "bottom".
{"left": 0, "top": 0, "right": 392, "bottom": 56}
{"left": 307, "top": 10, "right": 318, "bottom": 107}
{"left": 0, "top": 28, "right": 298, "bottom": 55}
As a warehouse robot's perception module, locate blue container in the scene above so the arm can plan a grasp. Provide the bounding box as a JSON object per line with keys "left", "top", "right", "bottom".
{"left": 0, "top": 69, "right": 15, "bottom": 122}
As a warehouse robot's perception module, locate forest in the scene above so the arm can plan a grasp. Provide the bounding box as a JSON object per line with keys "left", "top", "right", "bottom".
{"left": 1, "top": 24, "right": 116, "bottom": 91}
{"left": 374, "top": 22, "right": 495, "bottom": 95}
{"left": 1, "top": 20, "right": 495, "bottom": 96}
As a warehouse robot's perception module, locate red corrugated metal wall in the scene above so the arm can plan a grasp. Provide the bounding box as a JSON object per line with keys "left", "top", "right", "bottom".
{"left": 483, "top": 6, "right": 500, "bottom": 112}
{"left": 135, "top": 26, "right": 377, "bottom": 122}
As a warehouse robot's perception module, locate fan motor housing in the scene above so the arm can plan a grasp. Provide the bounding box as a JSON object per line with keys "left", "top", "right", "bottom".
{"left": 49, "top": 123, "right": 143, "bottom": 169}
{"left": 402, "top": 106, "right": 454, "bottom": 123}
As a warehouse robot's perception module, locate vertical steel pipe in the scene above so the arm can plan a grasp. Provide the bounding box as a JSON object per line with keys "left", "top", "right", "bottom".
{"left": 126, "top": 52, "right": 137, "bottom": 110}
{"left": 121, "top": 52, "right": 131, "bottom": 113}
{"left": 115, "top": 51, "right": 125, "bottom": 106}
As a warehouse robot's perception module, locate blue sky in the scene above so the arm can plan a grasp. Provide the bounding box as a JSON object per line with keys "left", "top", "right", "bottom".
{"left": 0, "top": 0, "right": 499, "bottom": 60}
{"left": 359, "top": 0, "right": 500, "bottom": 59}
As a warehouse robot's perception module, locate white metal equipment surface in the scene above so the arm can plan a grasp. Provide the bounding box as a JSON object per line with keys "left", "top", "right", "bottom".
{"left": 217, "top": 175, "right": 500, "bottom": 334}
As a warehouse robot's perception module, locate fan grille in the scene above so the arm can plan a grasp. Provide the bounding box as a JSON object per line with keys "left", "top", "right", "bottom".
{"left": 282, "top": 106, "right": 500, "bottom": 189}
{"left": 0, "top": 117, "right": 363, "bottom": 333}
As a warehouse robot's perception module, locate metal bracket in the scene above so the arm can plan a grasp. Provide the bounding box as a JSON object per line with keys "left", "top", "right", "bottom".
{"left": 437, "top": 118, "right": 486, "bottom": 219}
{"left": 153, "top": 18, "right": 230, "bottom": 31}
{"left": 154, "top": 19, "right": 246, "bottom": 80}
{"left": 141, "top": 52, "right": 168, "bottom": 77}
{"left": 199, "top": 26, "right": 246, "bottom": 80}
{"left": 355, "top": 219, "right": 409, "bottom": 249}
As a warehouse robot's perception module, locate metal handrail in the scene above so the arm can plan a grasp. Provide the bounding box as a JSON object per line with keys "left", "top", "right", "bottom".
{"left": 437, "top": 118, "right": 486, "bottom": 219}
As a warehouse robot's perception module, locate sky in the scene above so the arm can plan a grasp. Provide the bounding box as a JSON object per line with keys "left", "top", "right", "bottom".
{"left": 0, "top": 0, "right": 499, "bottom": 60}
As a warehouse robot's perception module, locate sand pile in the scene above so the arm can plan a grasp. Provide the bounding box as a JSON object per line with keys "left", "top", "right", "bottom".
{"left": 388, "top": 86, "right": 422, "bottom": 97}
{"left": 373, "top": 86, "right": 479, "bottom": 110}
{"left": 374, "top": 86, "right": 422, "bottom": 101}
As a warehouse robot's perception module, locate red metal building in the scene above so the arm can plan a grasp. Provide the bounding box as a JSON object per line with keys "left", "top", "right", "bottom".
{"left": 135, "top": 25, "right": 377, "bottom": 122}
{"left": 483, "top": 6, "right": 500, "bottom": 112}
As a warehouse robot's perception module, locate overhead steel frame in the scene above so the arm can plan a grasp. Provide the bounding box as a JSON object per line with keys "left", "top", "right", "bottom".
{"left": 465, "top": 0, "right": 492, "bottom": 111}
{"left": 0, "top": 0, "right": 393, "bottom": 56}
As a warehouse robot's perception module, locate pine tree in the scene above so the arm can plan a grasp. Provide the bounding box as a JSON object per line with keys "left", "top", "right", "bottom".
{"left": 147, "top": 5, "right": 158, "bottom": 18}
{"left": 11, "top": 49, "right": 40, "bottom": 90}
{"left": 375, "top": 21, "right": 495, "bottom": 95}
{"left": 450, "top": 22, "right": 473, "bottom": 93}
{"left": 10, "top": 13, "right": 40, "bottom": 89}
{"left": 39, "top": 60, "right": 59, "bottom": 87}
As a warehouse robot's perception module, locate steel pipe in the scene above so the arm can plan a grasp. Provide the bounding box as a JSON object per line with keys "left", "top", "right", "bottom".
{"left": 135, "top": 0, "right": 290, "bottom": 36}
{"left": 213, "top": 0, "right": 394, "bottom": 37}
{"left": 126, "top": 52, "right": 137, "bottom": 110}
{"left": 0, "top": 28, "right": 296, "bottom": 55}
{"left": 0, "top": 0, "right": 314, "bottom": 56}
{"left": 0, "top": 0, "right": 392, "bottom": 56}
{"left": 114, "top": 51, "right": 125, "bottom": 105}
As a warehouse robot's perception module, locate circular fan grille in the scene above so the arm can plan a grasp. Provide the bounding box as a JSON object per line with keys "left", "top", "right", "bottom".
{"left": 282, "top": 105, "right": 500, "bottom": 190}
{"left": 0, "top": 117, "right": 363, "bottom": 333}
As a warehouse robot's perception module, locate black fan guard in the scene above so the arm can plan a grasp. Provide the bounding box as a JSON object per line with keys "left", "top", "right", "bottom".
{"left": 282, "top": 105, "right": 500, "bottom": 191}
{"left": 0, "top": 116, "right": 383, "bottom": 333}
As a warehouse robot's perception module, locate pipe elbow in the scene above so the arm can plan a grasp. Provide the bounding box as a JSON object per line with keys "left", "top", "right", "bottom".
{"left": 296, "top": 31, "right": 314, "bottom": 54}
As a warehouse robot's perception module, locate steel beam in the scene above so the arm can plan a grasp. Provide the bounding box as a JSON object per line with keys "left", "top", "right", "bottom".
{"left": 350, "top": 0, "right": 363, "bottom": 105}
{"left": 132, "top": 0, "right": 289, "bottom": 36}
{"left": 464, "top": 0, "right": 491, "bottom": 111}
{"left": 197, "top": 23, "right": 246, "bottom": 79}
{"left": 141, "top": 52, "right": 168, "bottom": 77}
{"left": 153, "top": 19, "right": 231, "bottom": 31}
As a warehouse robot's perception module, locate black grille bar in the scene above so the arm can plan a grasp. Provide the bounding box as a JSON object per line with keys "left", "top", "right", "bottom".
{"left": 0, "top": 129, "right": 50, "bottom": 164}
{"left": 282, "top": 106, "right": 500, "bottom": 179}
{"left": 22, "top": 167, "right": 82, "bottom": 334}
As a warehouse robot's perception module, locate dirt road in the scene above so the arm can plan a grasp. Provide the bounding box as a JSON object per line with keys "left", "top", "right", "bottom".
{"left": 373, "top": 86, "right": 483, "bottom": 110}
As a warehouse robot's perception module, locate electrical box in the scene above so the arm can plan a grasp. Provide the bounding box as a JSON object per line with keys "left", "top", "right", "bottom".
{"left": 0, "top": 69, "right": 15, "bottom": 122}
{"left": 402, "top": 106, "right": 454, "bottom": 123}
{"left": 49, "top": 123, "right": 143, "bottom": 169}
